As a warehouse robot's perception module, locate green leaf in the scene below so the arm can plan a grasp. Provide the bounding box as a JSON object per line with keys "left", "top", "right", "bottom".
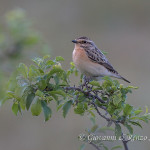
{"left": 115, "top": 124, "right": 122, "bottom": 139}
{"left": 26, "top": 93, "right": 35, "bottom": 110}
{"left": 125, "top": 124, "right": 133, "bottom": 134}
{"left": 12, "top": 103, "right": 19, "bottom": 115}
{"left": 88, "top": 110, "right": 95, "bottom": 118}
{"left": 7, "top": 91, "right": 15, "bottom": 99}
{"left": 31, "top": 97, "right": 42, "bottom": 116}
{"left": 111, "top": 145, "right": 122, "bottom": 150}
{"left": 55, "top": 56, "right": 64, "bottom": 61}
{"left": 89, "top": 81, "right": 100, "bottom": 87}
{"left": 74, "top": 103, "right": 85, "bottom": 115}
{"left": 134, "top": 109, "right": 143, "bottom": 115}
{"left": 129, "top": 121, "right": 142, "bottom": 128}
{"left": 57, "top": 104, "right": 63, "bottom": 111}
{"left": 123, "top": 104, "right": 133, "bottom": 116}
{"left": 35, "top": 90, "right": 44, "bottom": 97}
{"left": 47, "top": 66, "right": 64, "bottom": 78}
{"left": 41, "top": 101, "right": 52, "bottom": 121}
{"left": 63, "top": 100, "right": 72, "bottom": 118}
{"left": 29, "top": 65, "right": 40, "bottom": 78}
{"left": 49, "top": 90, "right": 66, "bottom": 98}
{"left": 17, "top": 63, "right": 28, "bottom": 78}
{"left": 138, "top": 116, "right": 149, "bottom": 123}
{"left": 38, "top": 79, "right": 47, "bottom": 90}
{"left": 112, "top": 91, "right": 122, "bottom": 106}
{"left": 20, "top": 99, "right": 26, "bottom": 110}
{"left": 46, "top": 60, "right": 55, "bottom": 66}
{"left": 127, "top": 86, "right": 138, "bottom": 89}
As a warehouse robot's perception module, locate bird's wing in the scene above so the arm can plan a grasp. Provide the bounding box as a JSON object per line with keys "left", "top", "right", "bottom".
{"left": 85, "top": 46, "right": 119, "bottom": 74}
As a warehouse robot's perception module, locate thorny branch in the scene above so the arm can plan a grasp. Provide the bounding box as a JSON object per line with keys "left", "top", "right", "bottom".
{"left": 64, "top": 83, "right": 129, "bottom": 150}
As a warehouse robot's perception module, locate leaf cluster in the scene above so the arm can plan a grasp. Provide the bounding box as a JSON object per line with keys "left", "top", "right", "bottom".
{"left": 4, "top": 55, "right": 150, "bottom": 150}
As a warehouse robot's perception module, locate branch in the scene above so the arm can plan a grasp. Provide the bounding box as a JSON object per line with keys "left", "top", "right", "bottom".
{"left": 91, "top": 102, "right": 111, "bottom": 122}
{"left": 91, "top": 102, "right": 129, "bottom": 150}
{"left": 122, "top": 140, "right": 129, "bottom": 150}
{"left": 64, "top": 85, "right": 130, "bottom": 150}
{"left": 64, "top": 86, "right": 105, "bottom": 103}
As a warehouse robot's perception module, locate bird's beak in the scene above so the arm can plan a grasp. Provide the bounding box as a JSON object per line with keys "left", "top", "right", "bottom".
{"left": 72, "top": 40, "right": 77, "bottom": 43}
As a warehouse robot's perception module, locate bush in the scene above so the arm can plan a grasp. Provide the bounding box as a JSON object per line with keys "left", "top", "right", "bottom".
{"left": 4, "top": 55, "right": 150, "bottom": 150}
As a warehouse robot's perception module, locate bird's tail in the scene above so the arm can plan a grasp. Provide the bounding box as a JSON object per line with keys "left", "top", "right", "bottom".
{"left": 120, "top": 76, "right": 130, "bottom": 83}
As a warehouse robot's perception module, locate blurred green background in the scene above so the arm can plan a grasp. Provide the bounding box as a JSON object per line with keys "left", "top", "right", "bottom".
{"left": 0, "top": 0, "right": 150, "bottom": 150}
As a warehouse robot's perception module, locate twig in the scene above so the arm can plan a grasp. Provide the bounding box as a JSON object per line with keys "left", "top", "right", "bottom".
{"left": 91, "top": 102, "right": 111, "bottom": 122}
{"left": 121, "top": 133, "right": 129, "bottom": 150}
{"left": 49, "top": 83, "right": 130, "bottom": 150}
{"left": 64, "top": 86, "right": 105, "bottom": 103}
{"left": 122, "top": 140, "right": 129, "bottom": 150}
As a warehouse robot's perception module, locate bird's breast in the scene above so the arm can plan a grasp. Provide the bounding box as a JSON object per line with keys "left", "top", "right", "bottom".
{"left": 72, "top": 48, "right": 111, "bottom": 77}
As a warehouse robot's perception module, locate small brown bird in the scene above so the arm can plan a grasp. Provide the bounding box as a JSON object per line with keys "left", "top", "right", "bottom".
{"left": 72, "top": 36, "right": 130, "bottom": 83}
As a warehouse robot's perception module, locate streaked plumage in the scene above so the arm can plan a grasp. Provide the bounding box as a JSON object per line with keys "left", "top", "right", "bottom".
{"left": 72, "top": 36, "right": 130, "bottom": 83}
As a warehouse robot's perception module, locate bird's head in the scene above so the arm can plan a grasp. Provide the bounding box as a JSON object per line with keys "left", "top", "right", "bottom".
{"left": 72, "top": 36, "right": 94, "bottom": 48}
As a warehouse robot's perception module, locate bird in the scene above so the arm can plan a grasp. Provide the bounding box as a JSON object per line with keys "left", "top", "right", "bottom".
{"left": 72, "top": 36, "right": 130, "bottom": 83}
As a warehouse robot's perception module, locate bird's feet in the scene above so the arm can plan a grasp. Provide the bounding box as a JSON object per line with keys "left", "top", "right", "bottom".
{"left": 82, "top": 76, "right": 92, "bottom": 89}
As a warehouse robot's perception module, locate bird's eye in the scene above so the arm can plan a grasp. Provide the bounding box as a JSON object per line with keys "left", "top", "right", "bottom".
{"left": 82, "top": 41, "right": 87, "bottom": 44}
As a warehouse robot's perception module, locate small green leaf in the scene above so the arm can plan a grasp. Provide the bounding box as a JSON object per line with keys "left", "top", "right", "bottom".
{"left": 63, "top": 100, "right": 72, "bottom": 118}
{"left": 125, "top": 124, "right": 133, "bottom": 134}
{"left": 41, "top": 101, "right": 52, "bottom": 121}
{"left": 127, "top": 86, "right": 138, "bottom": 89}
{"left": 20, "top": 99, "right": 26, "bottom": 110}
{"left": 46, "top": 60, "right": 55, "bottom": 66}
{"left": 35, "top": 90, "right": 44, "bottom": 97}
{"left": 123, "top": 104, "right": 133, "bottom": 116}
{"left": 112, "top": 92, "right": 122, "bottom": 106}
{"left": 17, "top": 63, "right": 28, "bottom": 78}
{"left": 115, "top": 124, "right": 122, "bottom": 139}
{"left": 49, "top": 90, "right": 66, "bottom": 98}
{"left": 55, "top": 56, "right": 64, "bottom": 61}
{"left": 31, "top": 98, "right": 42, "bottom": 116}
{"left": 134, "top": 109, "right": 143, "bottom": 115}
{"left": 88, "top": 110, "right": 95, "bottom": 118}
{"left": 38, "top": 79, "right": 47, "bottom": 90}
{"left": 26, "top": 93, "right": 35, "bottom": 110}
{"left": 89, "top": 81, "right": 100, "bottom": 87}
{"left": 129, "top": 121, "right": 142, "bottom": 128}
{"left": 48, "top": 66, "right": 63, "bottom": 78}
{"left": 57, "top": 104, "right": 63, "bottom": 111}
{"left": 12, "top": 103, "right": 19, "bottom": 115}
{"left": 74, "top": 103, "right": 85, "bottom": 115}
{"left": 29, "top": 65, "right": 40, "bottom": 78}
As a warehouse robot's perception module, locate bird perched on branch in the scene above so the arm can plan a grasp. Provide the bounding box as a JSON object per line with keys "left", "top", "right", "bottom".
{"left": 72, "top": 36, "right": 130, "bottom": 83}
